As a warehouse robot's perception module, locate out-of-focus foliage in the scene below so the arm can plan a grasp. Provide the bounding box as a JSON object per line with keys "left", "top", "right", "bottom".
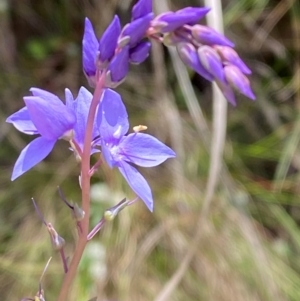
{"left": 1, "top": 0, "right": 300, "bottom": 300}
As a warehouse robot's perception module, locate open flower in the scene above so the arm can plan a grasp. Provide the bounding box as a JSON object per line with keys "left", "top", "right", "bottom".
{"left": 96, "top": 89, "right": 176, "bottom": 211}
{"left": 6, "top": 87, "right": 96, "bottom": 180}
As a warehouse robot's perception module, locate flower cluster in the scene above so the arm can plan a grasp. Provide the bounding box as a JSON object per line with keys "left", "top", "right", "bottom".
{"left": 83, "top": 1, "right": 255, "bottom": 105}
{"left": 6, "top": 0, "right": 255, "bottom": 211}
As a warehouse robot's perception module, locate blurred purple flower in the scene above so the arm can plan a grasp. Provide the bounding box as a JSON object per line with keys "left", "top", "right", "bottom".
{"left": 191, "top": 25, "right": 234, "bottom": 47}
{"left": 96, "top": 89, "right": 176, "bottom": 211}
{"left": 152, "top": 7, "right": 210, "bottom": 33}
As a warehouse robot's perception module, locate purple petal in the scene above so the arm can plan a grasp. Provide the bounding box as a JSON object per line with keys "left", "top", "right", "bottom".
{"left": 191, "top": 25, "right": 234, "bottom": 47}
{"left": 30, "top": 88, "right": 63, "bottom": 103}
{"left": 82, "top": 18, "right": 98, "bottom": 76}
{"left": 122, "top": 13, "right": 154, "bottom": 46}
{"left": 24, "top": 96, "right": 76, "bottom": 140}
{"left": 214, "top": 46, "right": 252, "bottom": 74}
{"left": 97, "top": 89, "right": 129, "bottom": 143}
{"left": 177, "top": 43, "right": 214, "bottom": 81}
{"left": 129, "top": 41, "right": 151, "bottom": 64}
{"left": 101, "top": 140, "right": 115, "bottom": 168}
{"left": 198, "top": 45, "right": 225, "bottom": 82}
{"left": 117, "top": 161, "right": 153, "bottom": 212}
{"left": 72, "top": 87, "right": 97, "bottom": 150}
{"left": 132, "top": 0, "right": 152, "bottom": 20}
{"left": 98, "top": 15, "right": 121, "bottom": 63}
{"left": 6, "top": 107, "right": 38, "bottom": 135}
{"left": 118, "top": 133, "right": 176, "bottom": 167}
{"left": 108, "top": 46, "right": 129, "bottom": 83}
{"left": 11, "top": 137, "right": 56, "bottom": 180}
{"left": 64, "top": 88, "right": 74, "bottom": 109}
{"left": 224, "top": 65, "right": 256, "bottom": 100}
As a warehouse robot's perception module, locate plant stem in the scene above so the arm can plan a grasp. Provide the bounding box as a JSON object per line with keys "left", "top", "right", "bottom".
{"left": 56, "top": 74, "right": 105, "bottom": 301}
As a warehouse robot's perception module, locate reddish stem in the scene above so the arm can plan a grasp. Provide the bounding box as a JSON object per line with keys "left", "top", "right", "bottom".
{"left": 56, "top": 73, "right": 106, "bottom": 301}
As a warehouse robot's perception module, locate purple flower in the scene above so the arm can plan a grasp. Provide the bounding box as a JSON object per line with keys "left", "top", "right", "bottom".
{"left": 6, "top": 87, "right": 99, "bottom": 180}
{"left": 82, "top": 17, "right": 122, "bottom": 86}
{"left": 96, "top": 89, "right": 176, "bottom": 211}
{"left": 6, "top": 88, "right": 76, "bottom": 180}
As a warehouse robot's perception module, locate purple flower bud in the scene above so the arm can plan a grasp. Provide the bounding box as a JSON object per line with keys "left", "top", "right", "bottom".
{"left": 214, "top": 45, "right": 252, "bottom": 74}
{"left": 177, "top": 43, "right": 214, "bottom": 81}
{"left": 198, "top": 45, "right": 225, "bottom": 82}
{"left": 98, "top": 15, "right": 121, "bottom": 64}
{"left": 129, "top": 41, "right": 151, "bottom": 64}
{"left": 224, "top": 65, "right": 255, "bottom": 100}
{"left": 132, "top": 0, "right": 152, "bottom": 20}
{"left": 121, "top": 13, "right": 154, "bottom": 46}
{"left": 152, "top": 7, "right": 210, "bottom": 33}
{"left": 176, "top": 6, "right": 211, "bottom": 22}
{"left": 82, "top": 18, "right": 98, "bottom": 77}
{"left": 191, "top": 25, "right": 234, "bottom": 47}
{"left": 107, "top": 46, "right": 130, "bottom": 86}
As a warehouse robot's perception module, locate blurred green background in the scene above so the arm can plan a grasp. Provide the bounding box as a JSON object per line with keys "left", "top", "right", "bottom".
{"left": 1, "top": 0, "right": 300, "bottom": 300}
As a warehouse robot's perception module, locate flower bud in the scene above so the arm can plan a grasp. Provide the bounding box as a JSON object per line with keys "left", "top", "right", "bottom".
{"left": 198, "top": 45, "right": 225, "bottom": 82}
{"left": 106, "top": 46, "right": 129, "bottom": 87}
{"left": 177, "top": 43, "right": 213, "bottom": 81}
{"left": 152, "top": 7, "right": 210, "bottom": 33}
{"left": 129, "top": 41, "right": 151, "bottom": 64}
{"left": 214, "top": 45, "right": 251, "bottom": 74}
{"left": 191, "top": 25, "right": 234, "bottom": 47}
{"left": 121, "top": 13, "right": 154, "bottom": 46}
{"left": 98, "top": 15, "right": 121, "bottom": 67}
{"left": 224, "top": 65, "right": 255, "bottom": 100}
{"left": 176, "top": 6, "right": 210, "bottom": 22}
{"left": 131, "top": 0, "right": 152, "bottom": 21}
{"left": 82, "top": 18, "right": 98, "bottom": 79}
